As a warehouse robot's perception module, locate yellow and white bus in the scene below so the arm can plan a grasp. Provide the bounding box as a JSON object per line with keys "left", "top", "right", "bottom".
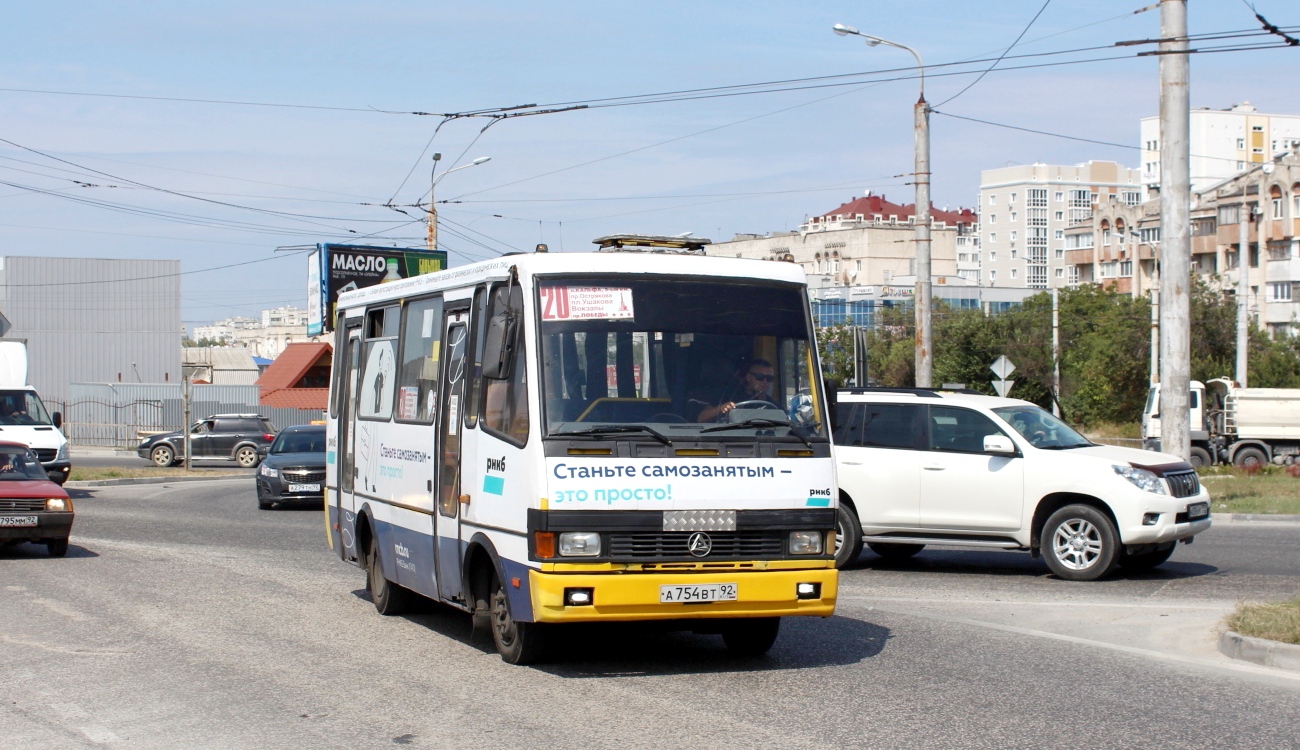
{"left": 325, "top": 244, "right": 837, "bottom": 663}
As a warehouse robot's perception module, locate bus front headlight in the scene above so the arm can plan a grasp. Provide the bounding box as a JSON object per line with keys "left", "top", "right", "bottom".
{"left": 558, "top": 532, "right": 601, "bottom": 557}
{"left": 789, "top": 531, "right": 823, "bottom": 555}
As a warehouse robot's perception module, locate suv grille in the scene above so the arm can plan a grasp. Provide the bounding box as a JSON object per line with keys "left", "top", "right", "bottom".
{"left": 33, "top": 449, "right": 57, "bottom": 463}
{"left": 607, "top": 531, "right": 785, "bottom": 559}
{"left": 0, "top": 499, "right": 46, "bottom": 511}
{"left": 1165, "top": 470, "right": 1201, "bottom": 498}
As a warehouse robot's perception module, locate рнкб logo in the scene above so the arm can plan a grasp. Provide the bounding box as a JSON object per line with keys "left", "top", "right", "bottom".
{"left": 687, "top": 532, "right": 713, "bottom": 557}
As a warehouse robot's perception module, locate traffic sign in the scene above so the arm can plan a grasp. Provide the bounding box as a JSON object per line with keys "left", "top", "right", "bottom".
{"left": 992, "top": 379, "right": 1015, "bottom": 398}
{"left": 990, "top": 355, "right": 1016, "bottom": 380}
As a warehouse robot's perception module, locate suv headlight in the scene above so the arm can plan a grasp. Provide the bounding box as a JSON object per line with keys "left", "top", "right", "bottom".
{"left": 259, "top": 465, "right": 279, "bottom": 478}
{"left": 789, "top": 530, "right": 824, "bottom": 555}
{"left": 557, "top": 531, "right": 601, "bottom": 557}
{"left": 1114, "top": 465, "right": 1166, "bottom": 494}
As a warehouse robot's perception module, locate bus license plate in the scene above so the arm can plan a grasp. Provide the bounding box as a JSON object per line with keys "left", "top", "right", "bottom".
{"left": 288, "top": 483, "right": 321, "bottom": 493}
{"left": 1187, "top": 502, "right": 1209, "bottom": 520}
{"left": 0, "top": 516, "right": 38, "bottom": 527}
{"left": 660, "top": 583, "right": 737, "bottom": 603}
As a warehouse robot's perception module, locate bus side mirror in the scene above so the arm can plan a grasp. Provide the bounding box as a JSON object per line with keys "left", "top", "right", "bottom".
{"left": 52, "top": 412, "right": 62, "bottom": 430}
{"left": 481, "top": 310, "right": 518, "bottom": 380}
{"left": 824, "top": 379, "right": 840, "bottom": 432}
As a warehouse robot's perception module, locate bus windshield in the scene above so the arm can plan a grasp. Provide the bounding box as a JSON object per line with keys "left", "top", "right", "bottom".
{"left": 538, "top": 275, "right": 827, "bottom": 441}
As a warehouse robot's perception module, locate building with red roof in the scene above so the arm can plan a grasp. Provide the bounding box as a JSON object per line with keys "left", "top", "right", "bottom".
{"left": 255, "top": 342, "right": 332, "bottom": 410}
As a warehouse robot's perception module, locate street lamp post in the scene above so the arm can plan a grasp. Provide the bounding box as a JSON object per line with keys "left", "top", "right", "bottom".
{"left": 427, "top": 155, "right": 492, "bottom": 252}
{"left": 833, "top": 23, "right": 932, "bottom": 387}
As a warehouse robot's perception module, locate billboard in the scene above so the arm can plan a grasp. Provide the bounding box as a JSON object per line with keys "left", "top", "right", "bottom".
{"left": 307, "top": 244, "right": 448, "bottom": 335}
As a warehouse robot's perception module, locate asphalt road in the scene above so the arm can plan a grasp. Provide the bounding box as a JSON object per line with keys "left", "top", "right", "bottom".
{"left": 3, "top": 480, "right": 1299, "bottom": 749}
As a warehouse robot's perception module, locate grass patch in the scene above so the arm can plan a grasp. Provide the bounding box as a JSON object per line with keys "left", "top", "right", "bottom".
{"left": 1226, "top": 598, "right": 1300, "bottom": 645}
{"left": 1198, "top": 465, "right": 1300, "bottom": 515}
{"left": 1083, "top": 422, "right": 1141, "bottom": 440}
{"left": 68, "top": 467, "right": 247, "bottom": 482}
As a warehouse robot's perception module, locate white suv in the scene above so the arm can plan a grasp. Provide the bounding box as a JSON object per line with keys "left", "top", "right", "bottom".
{"left": 832, "top": 388, "right": 1212, "bottom": 580}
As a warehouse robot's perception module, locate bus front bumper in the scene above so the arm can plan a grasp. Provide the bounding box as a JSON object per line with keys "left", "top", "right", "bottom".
{"left": 528, "top": 565, "right": 837, "bottom": 623}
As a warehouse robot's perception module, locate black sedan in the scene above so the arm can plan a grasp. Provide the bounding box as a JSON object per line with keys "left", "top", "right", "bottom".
{"left": 255, "top": 425, "right": 326, "bottom": 510}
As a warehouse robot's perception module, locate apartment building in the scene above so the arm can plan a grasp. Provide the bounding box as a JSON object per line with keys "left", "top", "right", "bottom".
{"left": 1066, "top": 148, "right": 1300, "bottom": 337}
{"left": 709, "top": 193, "right": 977, "bottom": 287}
{"left": 979, "top": 161, "right": 1144, "bottom": 290}
{"left": 1140, "top": 102, "right": 1300, "bottom": 192}
{"left": 191, "top": 305, "right": 321, "bottom": 358}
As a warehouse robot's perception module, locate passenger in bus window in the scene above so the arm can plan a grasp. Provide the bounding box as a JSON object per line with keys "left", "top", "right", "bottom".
{"left": 693, "top": 358, "right": 778, "bottom": 422}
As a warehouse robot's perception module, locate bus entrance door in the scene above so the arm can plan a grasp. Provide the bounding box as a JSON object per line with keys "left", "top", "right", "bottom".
{"left": 337, "top": 326, "right": 362, "bottom": 561}
{"left": 435, "top": 309, "right": 470, "bottom": 602}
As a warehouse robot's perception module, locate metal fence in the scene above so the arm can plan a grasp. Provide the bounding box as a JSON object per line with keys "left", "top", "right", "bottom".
{"left": 52, "top": 384, "right": 325, "bottom": 447}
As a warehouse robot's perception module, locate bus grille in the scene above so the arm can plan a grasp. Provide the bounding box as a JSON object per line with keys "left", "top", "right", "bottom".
{"left": 607, "top": 531, "right": 785, "bottom": 559}
{"left": 0, "top": 499, "right": 46, "bottom": 511}
{"left": 1164, "top": 470, "right": 1200, "bottom": 498}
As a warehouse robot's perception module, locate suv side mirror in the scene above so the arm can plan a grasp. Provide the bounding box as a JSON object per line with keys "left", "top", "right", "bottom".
{"left": 983, "top": 434, "right": 1017, "bottom": 456}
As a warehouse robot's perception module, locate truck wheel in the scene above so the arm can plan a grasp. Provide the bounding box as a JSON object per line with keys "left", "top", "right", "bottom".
{"left": 490, "top": 572, "right": 547, "bottom": 664}
{"left": 866, "top": 542, "right": 924, "bottom": 560}
{"left": 150, "top": 444, "right": 175, "bottom": 467}
{"left": 1189, "top": 447, "right": 1211, "bottom": 468}
{"left": 834, "top": 503, "right": 863, "bottom": 568}
{"left": 1042, "top": 504, "right": 1118, "bottom": 581}
{"left": 1233, "top": 447, "right": 1267, "bottom": 469}
{"left": 1118, "top": 543, "right": 1176, "bottom": 571}
{"left": 722, "top": 617, "right": 781, "bottom": 658}
{"left": 365, "top": 539, "right": 413, "bottom": 616}
{"left": 234, "top": 445, "right": 260, "bottom": 468}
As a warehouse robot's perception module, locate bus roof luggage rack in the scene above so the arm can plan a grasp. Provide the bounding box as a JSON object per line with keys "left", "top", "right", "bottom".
{"left": 837, "top": 386, "right": 984, "bottom": 398}
{"left": 593, "top": 234, "right": 712, "bottom": 255}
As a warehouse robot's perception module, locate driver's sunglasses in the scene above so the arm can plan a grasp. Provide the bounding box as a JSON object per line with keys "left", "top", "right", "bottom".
{"left": 749, "top": 372, "right": 774, "bottom": 382}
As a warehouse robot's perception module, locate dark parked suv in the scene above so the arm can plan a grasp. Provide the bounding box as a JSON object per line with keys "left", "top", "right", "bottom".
{"left": 137, "top": 414, "right": 277, "bottom": 468}
{"left": 256, "top": 424, "right": 326, "bottom": 509}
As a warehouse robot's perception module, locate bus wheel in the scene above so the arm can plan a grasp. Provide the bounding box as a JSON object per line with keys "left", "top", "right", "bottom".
{"left": 366, "top": 539, "right": 412, "bottom": 616}
{"left": 490, "top": 574, "right": 547, "bottom": 665}
{"left": 722, "top": 617, "right": 780, "bottom": 658}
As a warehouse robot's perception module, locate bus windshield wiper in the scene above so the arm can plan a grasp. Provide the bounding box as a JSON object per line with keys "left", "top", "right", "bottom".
{"left": 701, "top": 419, "right": 813, "bottom": 448}
{"left": 550, "top": 425, "right": 672, "bottom": 446}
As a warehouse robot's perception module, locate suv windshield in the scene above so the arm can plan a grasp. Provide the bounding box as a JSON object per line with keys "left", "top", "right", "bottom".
{"left": 0, "top": 390, "right": 53, "bottom": 426}
{"left": 0, "top": 447, "right": 50, "bottom": 480}
{"left": 270, "top": 428, "right": 325, "bottom": 454}
{"left": 993, "top": 405, "right": 1092, "bottom": 449}
{"left": 539, "top": 276, "right": 827, "bottom": 442}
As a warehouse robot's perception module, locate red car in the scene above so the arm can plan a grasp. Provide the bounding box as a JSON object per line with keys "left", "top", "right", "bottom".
{"left": 0, "top": 441, "right": 73, "bottom": 556}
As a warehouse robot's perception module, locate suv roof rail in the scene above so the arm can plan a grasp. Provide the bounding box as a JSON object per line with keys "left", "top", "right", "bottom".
{"left": 837, "top": 386, "right": 985, "bottom": 398}
{"left": 211, "top": 413, "right": 268, "bottom": 418}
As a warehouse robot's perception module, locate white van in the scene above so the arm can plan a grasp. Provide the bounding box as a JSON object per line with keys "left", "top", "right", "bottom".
{"left": 0, "top": 341, "right": 70, "bottom": 484}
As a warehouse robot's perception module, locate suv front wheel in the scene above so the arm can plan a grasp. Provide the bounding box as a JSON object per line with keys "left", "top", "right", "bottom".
{"left": 1042, "top": 504, "right": 1118, "bottom": 581}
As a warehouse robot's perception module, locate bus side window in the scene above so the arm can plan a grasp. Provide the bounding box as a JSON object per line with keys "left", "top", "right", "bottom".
{"left": 396, "top": 296, "right": 443, "bottom": 423}
{"left": 359, "top": 306, "right": 400, "bottom": 421}
{"left": 481, "top": 283, "right": 529, "bottom": 445}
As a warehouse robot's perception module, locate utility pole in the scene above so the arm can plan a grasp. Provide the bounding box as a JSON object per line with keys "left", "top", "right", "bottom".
{"left": 1236, "top": 186, "right": 1251, "bottom": 387}
{"left": 1051, "top": 288, "right": 1061, "bottom": 417}
{"left": 182, "top": 373, "right": 192, "bottom": 471}
{"left": 914, "top": 95, "right": 933, "bottom": 388}
{"left": 426, "top": 152, "right": 442, "bottom": 252}
{"left": 1158, "top": 0, "right": 1191, "bottom": 460}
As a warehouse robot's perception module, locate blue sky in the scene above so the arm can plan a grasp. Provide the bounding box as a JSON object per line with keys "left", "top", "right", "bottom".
{"left": 3, "top": 1, "right": 1298, "bottom": 326}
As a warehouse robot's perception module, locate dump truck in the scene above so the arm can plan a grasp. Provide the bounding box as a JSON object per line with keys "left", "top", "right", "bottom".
{"left": 1143, "top": 378, "right": 1300, "bottom": 467}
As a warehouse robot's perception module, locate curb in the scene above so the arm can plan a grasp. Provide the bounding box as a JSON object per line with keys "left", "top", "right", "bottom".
{"left": 1219, "top": 631, "right": 1300, "bottom": 672}
{"left": 1214, "top": 513, "right": 1300, "bottom": 523}
{"left": 66, "top": 474, "right": 249, "bottom": 488}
